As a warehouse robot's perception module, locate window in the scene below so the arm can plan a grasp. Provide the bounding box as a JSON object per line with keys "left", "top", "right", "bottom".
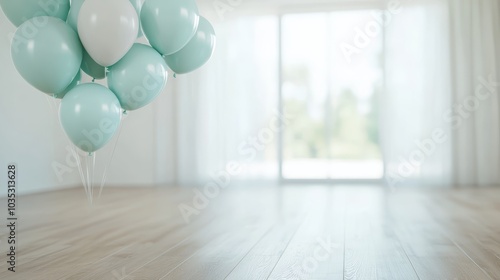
{"left": 280, "top": 11, "right": 384, "bottom": 180}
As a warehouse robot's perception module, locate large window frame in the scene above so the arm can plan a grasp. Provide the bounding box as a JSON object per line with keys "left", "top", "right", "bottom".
{"left": 276, "top": 6, "right": 387, "bottom": 185}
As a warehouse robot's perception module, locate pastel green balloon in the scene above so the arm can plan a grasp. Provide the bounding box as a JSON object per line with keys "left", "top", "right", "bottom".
{"left": 0, "top": 0, "right": 70, "bottom": 27}
{"left": 60, "top": 83, "right": 122, "bottom": 153}
{"left": 108, "top": 43, "right": 168, "bottom": 111}
{"left": 66, "top": 0, "right": 85, "bottom": 31}
{"left": 11, "top": 16, "right": 83, "bottom": 94}
{"left": 140, "top": 0, "right": 199, "bottom": 55}
{"left": 165, "top": 17, "right": 216, "bottom": 75}
{"left": 81, "top": 48, "right": 106, "bottom": 80}
{"left": 54, "top": 70, "right": 81, "bottom": 99}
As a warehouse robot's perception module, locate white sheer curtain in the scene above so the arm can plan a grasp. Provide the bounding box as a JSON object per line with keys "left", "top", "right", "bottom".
{"left": 165, "top": 0, "right": 500, "bottom": 187}
{"left": 167, "top": 16, "right": 280, "bottom": 186}
{"left": 383, "top": 0, "right": 500, "bottom": 187}
{"left": 449, "top": 0, "right": 500, "bottom": 186}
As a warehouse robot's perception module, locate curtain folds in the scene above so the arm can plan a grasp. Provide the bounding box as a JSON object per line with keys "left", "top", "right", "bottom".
{"left": 168, "top": 17, "right": 280, "bottom": 186}
{"left": 167, "top": 1, "right": 500, "bottom": 187}
{"left": 383, "top": 0, "right": 500, "bottom": 187}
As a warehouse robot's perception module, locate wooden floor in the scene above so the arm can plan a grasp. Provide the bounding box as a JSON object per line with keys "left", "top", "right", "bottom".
{"left": 1, "top": 186, "right": 500, "bottom": 280}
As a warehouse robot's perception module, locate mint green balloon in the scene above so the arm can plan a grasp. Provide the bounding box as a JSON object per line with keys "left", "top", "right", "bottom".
{"left": 165, "top": 17, "right": 216, "bottom": 75}
{"left": 60, "top": 83, "right": 122, "bottom": 153}
{"left": 54, "top": 70, "right": 81, "bottom": 99}
{"left": 140, "top": 0, "right": 199, "bottom": 55}
{"left": 11, "top": 17, "right": 82, "bottom": 94}
{"left": 0, "top": 0, "right": 70, "bottom": 27}
{"left": 81, "top": 48, "right": 106, "bottom": 80}
{"left": 66, "top": 0, "right": 85, "bottom": 31}
{"left": 108, "top": 43, "right": 168, "bottom": 111}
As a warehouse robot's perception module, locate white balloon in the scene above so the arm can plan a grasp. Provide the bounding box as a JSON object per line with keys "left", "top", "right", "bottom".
{"left": 77, "top": 0, "right": 138, "bottom": 67}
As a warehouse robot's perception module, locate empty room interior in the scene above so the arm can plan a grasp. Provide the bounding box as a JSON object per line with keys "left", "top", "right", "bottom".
{"left": 2, "top": 0, "right": 500, "bottom": 279}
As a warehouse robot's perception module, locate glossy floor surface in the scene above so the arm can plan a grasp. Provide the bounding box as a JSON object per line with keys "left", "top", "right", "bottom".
{"left": 0, "top": 186, "right": 499, "bottom": 279}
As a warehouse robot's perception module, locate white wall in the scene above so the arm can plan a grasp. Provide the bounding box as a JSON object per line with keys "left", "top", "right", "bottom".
{"left": 0, "top": 13, "right": 175, "bottom": 195}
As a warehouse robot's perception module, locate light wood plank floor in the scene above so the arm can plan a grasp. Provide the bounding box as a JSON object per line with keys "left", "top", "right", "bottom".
{"left": 1, "top": 186, "right": 500, "bottom": 279}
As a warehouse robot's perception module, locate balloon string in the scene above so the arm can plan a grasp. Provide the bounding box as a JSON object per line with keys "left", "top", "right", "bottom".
{"left": 90, "top": 152, "right": 96, "bottom": 205}
{"left": 85, "top": 153, "right": 92, "bottom": 205}
{"left": 45, "top": 95, "right": 54, "bottom": 111}
{"left": 72, "top": 148, "right": 87, "bottom": 196}
{"left": 75, "top": 149, "right": 89, "bottom": 200}
{"left": 46, "top": 94, "right": 88, "bottom": 201}
{"left": 53, "top": 97, "right": 93, "bottom": 203}
{"left": 93, "top": 152, "right": 96, "bottom": 197}
{"left": 45, "top": 95, "right": 56, "bottom": 115}
{"left": 98, "top": 116, "right": 125, "bottom": 198}
{"left": 46, "top": 93, "right": 94, "bottom": 204}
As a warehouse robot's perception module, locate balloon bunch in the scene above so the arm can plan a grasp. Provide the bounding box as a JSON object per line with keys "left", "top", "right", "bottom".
{"left": 1, "top": 0, "right": 216, "bottom": 154}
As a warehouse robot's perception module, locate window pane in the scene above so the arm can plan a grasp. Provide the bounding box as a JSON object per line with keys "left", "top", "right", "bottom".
{"left": 282, "top": 11, "right": 384, "bottom": 179}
